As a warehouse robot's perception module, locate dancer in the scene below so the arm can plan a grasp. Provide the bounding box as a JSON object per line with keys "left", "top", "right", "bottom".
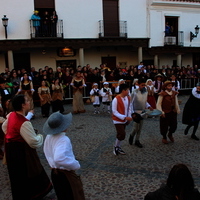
{"left": 51, "top": 78, "right": 64, "bottom": 113}
{"left": 112, "top": 83, "right": 132, "bottom": 155}
{"left": 146, "top": 79, "right": 156, "bottom": 109}
{"left": 38, "top": 80, "right": 51, "bottom": 117}
{"left": 153, "top": 73, "right": 164, "bottom": 102}
{"left": 182, "top": 83, "right": 200, "bottom": 140}
{"left": 100, "top": 82, "right": 112, "bottom": 114}
{"left": 90, "top": 83, "right": 101, "bottom": 114}
{"left": 157, "top": 81, "right": 180, "bottom": 144}
{"left": 71, "top": 71, "right": 86, "bottom": 114}
{"left": 16, "top": 73, "right": 35, "bottom": 110}
{"left": 2, "top": 94, "right": 52, "bottom": 199}
{"left": 129, "top": 78, "right": 153, "bottom": 148}
{"left": 43, "top": 111, "right": 85, "bottom": 200}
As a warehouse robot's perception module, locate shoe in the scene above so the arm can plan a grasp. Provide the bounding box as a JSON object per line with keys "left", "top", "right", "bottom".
{"left": 79, "top": 110, "right": 86, "bottom": 113}
{"left": 129, "top": 135, "right": 133, "bottom": 145}
{"left": 191, "top": 135, "right": 200, "bottom": 141}
{"left": 107, "top": 111, "right": 111, "bottom": 114}
{"left": 162, "top": 139, "right": 168, "bottom": 144}
{"left": 168, "top": 135, "right": 174, "bottom": 142}
{"left": 113, "top": 146, "right": 119, "bottom": 156}
{"left": 135, "top": 140, "right": 143, "bottom": 148}
{"left": 117, "top": 147, "right": 126, "bottom": 155}
{"left": 97, "top": 111, "right": 100, "bottom": 114}
{"left": 94, "top": 111, "right": 97, "bottom": 114}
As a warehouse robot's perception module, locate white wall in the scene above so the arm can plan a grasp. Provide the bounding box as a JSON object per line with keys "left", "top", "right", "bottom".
{"left": 149, "top": 4, "right": 200, "bottom": 47}
{"left": 0, "top": 0, "right": 34, "bottom": 40}
{"left": 56, "top": 0, "right": 103, "bottom": 38}
{"left": 120, "top": 0, "right": 148, "bottom": 38}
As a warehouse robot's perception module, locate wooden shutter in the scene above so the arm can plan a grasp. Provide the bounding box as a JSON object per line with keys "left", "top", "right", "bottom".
{"left": 103, "top": 0, "right": 119, "bottom": 37}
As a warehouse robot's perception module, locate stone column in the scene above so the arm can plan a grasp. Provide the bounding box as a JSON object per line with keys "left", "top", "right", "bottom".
{"left": 154, "top": 55, "right": 158, "bottom": 68}
{"left": 177, "top": 54, "right": 182, "bottom": 67}
{"left": 7, "top": 50, "right": 14, "bottom": 69}
{"left": 79, "top": 48, "right": 84, "bottom": 67}
{"left": 138, "top": 47, "right": 143, "bottom": 63}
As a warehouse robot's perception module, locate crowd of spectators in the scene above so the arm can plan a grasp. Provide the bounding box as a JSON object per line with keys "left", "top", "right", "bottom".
{"left": 1, "top": 62, "right": 200, "bottom": 102}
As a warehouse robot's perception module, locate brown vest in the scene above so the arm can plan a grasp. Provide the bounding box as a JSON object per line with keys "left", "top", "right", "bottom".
{"left": 160, "top": 91, "right": 178, "bottom": 113}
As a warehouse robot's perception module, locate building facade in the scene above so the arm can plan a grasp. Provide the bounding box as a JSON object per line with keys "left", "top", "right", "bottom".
{"left": 0, "top": 0, "right": 200, "bottom": 72}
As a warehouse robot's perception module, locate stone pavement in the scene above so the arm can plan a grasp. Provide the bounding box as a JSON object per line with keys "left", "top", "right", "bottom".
{"left": 1, "top": 94, "right": 200, "bottom": 200}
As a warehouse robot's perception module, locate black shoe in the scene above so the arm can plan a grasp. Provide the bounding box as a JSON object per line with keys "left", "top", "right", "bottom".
{"left": 135, "top": 140, "right": 143, "bottom": 148}
{"left": 113, "top": 146, "right": 119, "bottom": 156}
{"left": 191, "top": 135, "right": 199, "bottom": 141}
{"left": 129, "top": 135, "right": 133, "bottom": 145}
{"left": 117, "top": 147, "right": 126, "bottom": 155}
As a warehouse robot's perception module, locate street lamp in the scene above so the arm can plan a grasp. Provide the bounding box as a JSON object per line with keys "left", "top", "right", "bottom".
{"left": 2, "top": 15, "right": 8, "bottom": 39}
{"left": 190, "top": 25, "right": 199, "bottom": 42}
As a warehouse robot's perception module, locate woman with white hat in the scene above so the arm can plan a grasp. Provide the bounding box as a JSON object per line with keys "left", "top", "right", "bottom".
{"left": 43, "top": 111, "right": 85, "bottom": 200}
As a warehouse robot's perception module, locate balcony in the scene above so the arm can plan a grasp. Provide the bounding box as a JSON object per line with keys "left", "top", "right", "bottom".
{"left": 30, "top": 19, "right": 63, "bottom": 39}
{"left": 99, "top": 20, "right": 127, "bottom": 38}
{"left": 164, "top": 31, "right": 184, "bottom": 46}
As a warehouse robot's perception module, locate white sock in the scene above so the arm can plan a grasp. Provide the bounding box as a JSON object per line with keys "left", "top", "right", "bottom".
{"left": 115, "top": 139, "right": 121, "bottom": 147}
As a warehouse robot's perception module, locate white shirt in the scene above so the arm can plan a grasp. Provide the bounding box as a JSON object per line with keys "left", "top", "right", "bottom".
{"left": 112, "top": 96, "right": 132, "bottom": 124}
{"left": 90, "top": 88, "right": 100, "bottom": 105}
{"left": 43, "top": 132, "right": 80, "bottom": 171}
{"left": 192, "top": 87, "right": 200, "bottom": 99}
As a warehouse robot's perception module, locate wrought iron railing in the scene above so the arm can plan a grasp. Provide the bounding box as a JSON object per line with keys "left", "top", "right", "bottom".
{"left": 164, "top": 31, "right": 184, "bottom": 46}
{"left": 30, "top": 19, "right": 63, "bottom": 39}
{"left": 98, "top": 20, "right": 127, "bottom": 38}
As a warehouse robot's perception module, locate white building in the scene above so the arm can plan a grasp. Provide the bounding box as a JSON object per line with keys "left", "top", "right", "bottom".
{"left": 0, "top": 0, "right": 200, "bottom": 72}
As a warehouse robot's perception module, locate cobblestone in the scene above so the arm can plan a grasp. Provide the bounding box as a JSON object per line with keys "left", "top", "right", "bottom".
{"left": 0, "top": 94, "right": 200, "bottom": 200}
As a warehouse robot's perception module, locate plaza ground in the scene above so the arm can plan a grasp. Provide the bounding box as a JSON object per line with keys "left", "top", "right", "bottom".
{"left": 1, "top": 94, "right": 200, "bottom": 200}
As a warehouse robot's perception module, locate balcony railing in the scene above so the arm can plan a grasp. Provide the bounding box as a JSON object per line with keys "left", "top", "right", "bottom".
{"left": 99, "top": 20, "right": 127, "bottom": 38}
{"left": 30, "top": 19, "right": 63, "bottom": 39}
{"left": 164, "top": 31, "right": 184, "bottom": 46}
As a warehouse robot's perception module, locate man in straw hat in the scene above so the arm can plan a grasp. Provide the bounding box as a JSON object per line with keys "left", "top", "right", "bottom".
{"left": 156, "top": 81, "right": 180, "bottom": 144}
{"left": 43, "top": 111, "right": 85, "bottom": 200}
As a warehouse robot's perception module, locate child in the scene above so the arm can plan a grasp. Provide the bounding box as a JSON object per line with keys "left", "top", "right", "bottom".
{"left": 170, "top": 74, "right": 180, "bottom": 91}
{"left": 90, "top": 83, "right": 101, "bottom": 114}
{"left": 112, "top": 83, "right": 132, "bottom": 155}
{"left": 153, "top": 73, "right": 164, "bottom": 101}
{"left": 156, "top": 81, "right": 180, "bottom": 144}
{"left": 100, "top": 82, "right": 112, "bottom": 114}
{"left": 43, "top": 111, "right": 85, "bottom": 200}
{"left": 146, "top": 79, "right": 156, "bottom": 109}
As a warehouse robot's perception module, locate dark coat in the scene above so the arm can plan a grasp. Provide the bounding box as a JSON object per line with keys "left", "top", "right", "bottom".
{"left": 182, "top": 91, "right": 200, "bottom": 125}
{"left": 144, "top": 184, "right": 200, "bottom": 200}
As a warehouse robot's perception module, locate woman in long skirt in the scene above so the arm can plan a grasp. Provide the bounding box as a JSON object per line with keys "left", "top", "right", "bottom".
{"left": 38, "top": 80, "right": 51, "bottom": 117}
{"left": 71, "top": 72, "right": 86, "bottom": 114}
{"left": 16, "top": 73, "right": 35, "bottom": 110}
{"left": 2, "top": 94, "right": 52, "bottom": 200}
{"left": 51, "top": 78, "right": 64, "bottom": 113}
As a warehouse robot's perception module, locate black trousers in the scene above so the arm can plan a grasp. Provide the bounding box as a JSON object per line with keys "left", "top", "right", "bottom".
{"left": 160, "top": 111, "right": 177, "bottom": 138}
